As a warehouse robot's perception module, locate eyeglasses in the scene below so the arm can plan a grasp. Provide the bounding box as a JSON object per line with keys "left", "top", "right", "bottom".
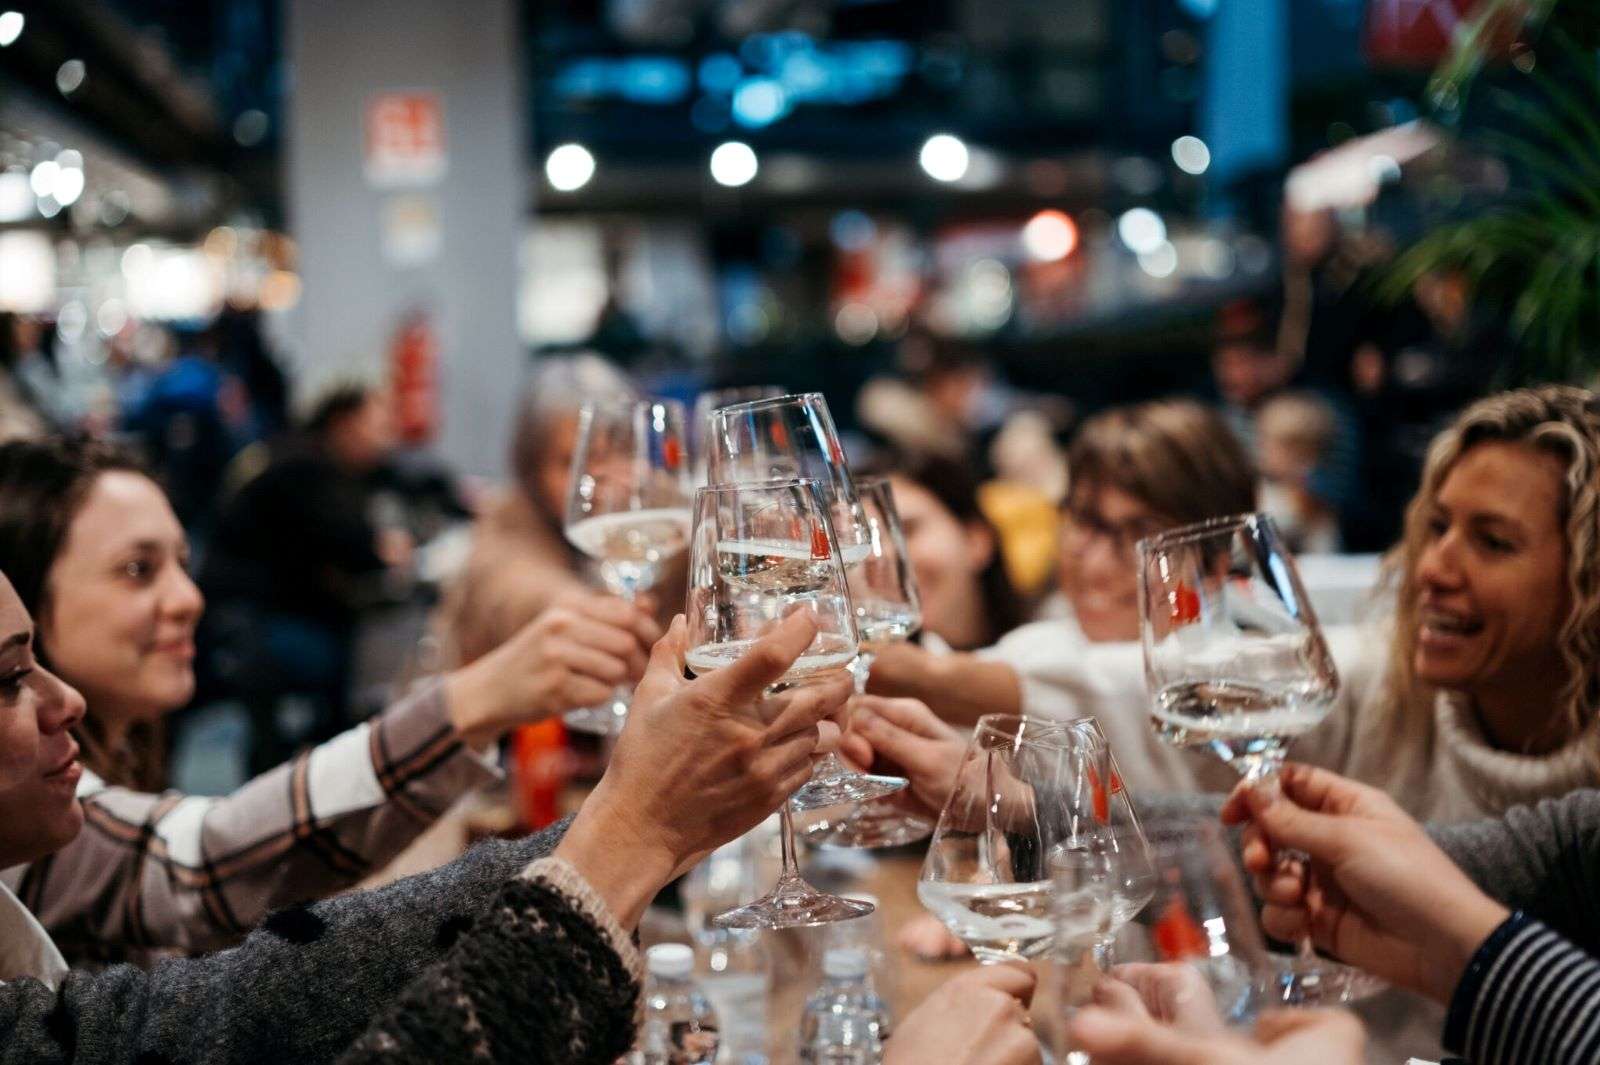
{"left": 1062, "top": 504, "right": 1165, "bottom": 561}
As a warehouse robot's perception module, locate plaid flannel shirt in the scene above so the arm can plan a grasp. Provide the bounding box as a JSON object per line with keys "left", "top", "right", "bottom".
{"left": 1, "top": 680, "right": 500, "bottom": 962}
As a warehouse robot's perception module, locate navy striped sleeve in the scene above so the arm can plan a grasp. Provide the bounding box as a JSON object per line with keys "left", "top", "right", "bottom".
{"left": 1445, "top": 912, "right": 1600, "bottom": 1065}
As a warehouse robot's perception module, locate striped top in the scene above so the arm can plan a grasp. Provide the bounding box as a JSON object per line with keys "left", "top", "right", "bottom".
{"left": 1446, "top": 912, "right": 1600, "bottom": 1065}
{"left": 0, "top": 680, "right": 499, "bottom": 966}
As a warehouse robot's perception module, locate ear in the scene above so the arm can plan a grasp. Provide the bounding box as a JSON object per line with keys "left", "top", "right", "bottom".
{"left": 963, "top": 521, "right": 995, "bottom": 572}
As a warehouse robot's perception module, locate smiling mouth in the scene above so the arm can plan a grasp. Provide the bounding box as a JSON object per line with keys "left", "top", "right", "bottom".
{"left": 1419, "top": 609, "right": 1484, "bottom": 639}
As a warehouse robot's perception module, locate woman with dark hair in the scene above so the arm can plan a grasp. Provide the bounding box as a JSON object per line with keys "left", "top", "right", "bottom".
{"left": 877, "top": 453, "right": 1032, "bottom": 651}
{"left": 0, "top": 437, "right": 659, "bottom": 964}
{"left": 0, "top": 569, "right": 856, "bottom": 1063}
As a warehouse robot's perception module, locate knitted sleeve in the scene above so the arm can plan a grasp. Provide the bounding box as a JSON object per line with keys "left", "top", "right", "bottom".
{"left": 1444, "top": 912, "right": 1600, "bottom": 1065}
{"left": 1430, "top": 789, "right": 1600, "bottom": 957}
{"left": 335, "top": 856, "right": 643, "bottom": 1065}
{"left": 0, "top": 820, "right": 578, "bottom": 1065}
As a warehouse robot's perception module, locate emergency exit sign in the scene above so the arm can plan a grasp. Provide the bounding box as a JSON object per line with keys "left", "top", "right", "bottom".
{"left": 364, "top": 92, "right": 447, "bottom": 188}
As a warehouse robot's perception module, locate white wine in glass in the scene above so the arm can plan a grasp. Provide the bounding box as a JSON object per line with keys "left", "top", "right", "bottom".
{"left": 706, "top": 392, "right": 906, "bottom": 809}
{"left": 687, "top": 479, "right": 873, "bottom": 930}
{"left": 562, "top": 399, "right": 692, "bottom": 734}
{"left": 1136, "top": 512, "right": 1380, "bottom": 1005}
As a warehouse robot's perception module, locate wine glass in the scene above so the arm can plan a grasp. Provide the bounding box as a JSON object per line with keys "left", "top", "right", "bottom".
{"left": 1136, "top": 512, "right": 1377, "bottom": 1005}
{"left": 692, "top": 385, "right": 785, "bottom": 484}
{"left": 707, "top": 393, "right": 906, "bottom": 809}
{"left": 1051, "top": 818, "right": 1270, "bottom": 1063}
{"left": 916, "top": 714, "right": 1105, "bottom": 964}
{"left": 561, "top": 399, "right": 693, "bottom": 734}
{"left": 685, "top": 479, "right": 874, "bottom": 929}
{"left": 804, "top": 476, "right": 934, "bottom": 848}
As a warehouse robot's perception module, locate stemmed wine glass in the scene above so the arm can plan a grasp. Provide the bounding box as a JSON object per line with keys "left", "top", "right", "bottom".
{"left": 804, "top": 476, "right": 935, "bottom": 847}
{"left": 1051, "top": 818, "right": 1270, "bottom": 1062}
{"left": 686, "top": 479, "right": 874, "bottom": 929}
{"left": 707, "top": 392, "right": 907, "bottom": 809}
{"left": 917, "top": 714, "right": 1112, "bottom": 964}
{"left": 561, "top": 399, "right": 693, "bottom": 734}
{"left": 1135, "top": 512, "right": 1377, "bottom": 1005}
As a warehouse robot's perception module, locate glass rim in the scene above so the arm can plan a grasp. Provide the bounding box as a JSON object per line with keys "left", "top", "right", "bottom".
{"left": 579, "top": 396, "right": 683, "bottom": 415}
{"left": 706, "top": 391, "right": 824, "bottom": 419}
{"left": 974, "top": 713, "right": 1100, "bottom": 750}
{"left": 693, "top": 476, "right": 821, "bottom": 498}
{"left": 1134, "top": 511, "right": 1271, "bottom": 556}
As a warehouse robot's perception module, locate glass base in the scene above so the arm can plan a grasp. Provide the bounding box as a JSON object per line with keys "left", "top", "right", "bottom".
{"left": 710, "top": 873, "right": 874, "bottom": 930}
{"left": 562, "top": 697, "right": 627, "bottom": 736}
{"left": 1265, "top": 953, "right": 1387, "bottom": 1005}
{"left": 802, "top": 801, "right": 933, "bottom": 849}
{"left": 791, "top": 769, "right": 906, "bottom": 811}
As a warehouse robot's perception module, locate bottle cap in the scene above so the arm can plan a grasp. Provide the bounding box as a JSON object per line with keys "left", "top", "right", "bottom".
{"left": 822, "top": 946, "right": 869, "bottom": 980}
{"left": 647, "top": 943, "right": 695, "bottom": 979}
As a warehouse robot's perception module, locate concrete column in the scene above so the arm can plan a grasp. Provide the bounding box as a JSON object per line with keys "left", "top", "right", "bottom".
{"left": 285, "top": 0, "right": 524, "bottom": 478}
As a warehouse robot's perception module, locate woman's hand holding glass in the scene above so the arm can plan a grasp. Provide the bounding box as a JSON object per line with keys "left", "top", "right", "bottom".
{"left": 1066, "top": 1005, "right": 1365, "bottom": 1065}
{"left": 1220, "top": 762, "right": 1510, "bottom": 1006}
{"left": 556, "top": 611, "right": 850, "bottom": 929}
{"left": 443, "top": 591, "right": 660, "bottom": 748}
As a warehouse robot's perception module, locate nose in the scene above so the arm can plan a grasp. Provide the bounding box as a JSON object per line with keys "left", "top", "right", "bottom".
{"left": 164, "top": 566, "right": 205, "bottom": 623}
{"left": 37, "top": 666, "right": 86, "bottom": 736}
{"left": 1417, "top": 527, "right": 1467, "bottom": 594}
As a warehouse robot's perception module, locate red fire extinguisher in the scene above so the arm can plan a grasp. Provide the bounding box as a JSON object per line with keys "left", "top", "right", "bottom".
{"left": 390, "top": 310, "right": 438, "bottom": 445}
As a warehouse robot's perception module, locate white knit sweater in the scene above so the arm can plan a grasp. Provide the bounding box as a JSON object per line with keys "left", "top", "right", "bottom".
{"left": 980, "top": 617, "right": 1600, "bottom": 824}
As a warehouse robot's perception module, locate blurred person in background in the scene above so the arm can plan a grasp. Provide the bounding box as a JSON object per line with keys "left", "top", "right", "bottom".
{"left": 439, "top": 353, "right": 646, "bottom": 665}
{"left": 1211, "top": 298, "right": 1360, "bottom": 547}
{"left": 1255, "top": 392, "right": 1341, "bottom": 554}
{"left": 869, "top": 452, "right": 1034, "bottom": 652}
{"left": 0, "top": 436, "right": 658, "bottom": 966}
{"left": 199, "top": 384, "right": 408, "bottom": 771}
{"left": 865, "top": 399, "right": 1261, "bottom": 794}
{"left": 0, "top": 312, "right": 50, "bottom": 441}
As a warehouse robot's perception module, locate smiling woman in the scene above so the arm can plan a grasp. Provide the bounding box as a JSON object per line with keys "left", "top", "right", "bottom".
{"left": 0, "top": 437, "right": 664, "bottom": 967}
{"left": 1379, "top": 386, "right": 1600, "bottom": 764}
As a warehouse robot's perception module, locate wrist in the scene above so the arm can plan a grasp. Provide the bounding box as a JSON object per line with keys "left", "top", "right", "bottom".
{"left": 1428, "top": 891, "right": 1511, "bottom": 1005}
{"left": 554, "top": 785, "right": 680, "bottom": 930}
{"left": 443, "top": 660, "right": 500, "bottom": 750}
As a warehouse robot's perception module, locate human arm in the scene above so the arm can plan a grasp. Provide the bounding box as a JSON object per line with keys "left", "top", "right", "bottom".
{"left": 1427, "top": 789, "right": 1600, "bottom": 957}
{"left": 865, "top": 643, "right": 1021, "bottom": 727}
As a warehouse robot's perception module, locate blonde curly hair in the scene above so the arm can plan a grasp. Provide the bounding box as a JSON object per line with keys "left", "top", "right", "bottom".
{"left": 1381, "top": 385, "right": 1600, "bottom": 754}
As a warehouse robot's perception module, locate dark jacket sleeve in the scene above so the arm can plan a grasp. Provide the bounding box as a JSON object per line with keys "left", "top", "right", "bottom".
{"left": 1429, "top": 789, "right": 1600, "bottom": 957}
{"left": 1444, "top": 912, "right": 1600, "bottom": 1065}
{"left": 0, "top": 818, "right": 619, "bottom": 1065}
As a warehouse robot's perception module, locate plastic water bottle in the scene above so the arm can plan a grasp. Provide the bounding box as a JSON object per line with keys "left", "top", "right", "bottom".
{"left": 699, "top": 929, "right": 771, "bottom": 1065}
{"left": 633, "top": 943, "right": 720, "bottom": 1065}
{"left": 798, "top": 947, "right": 890, "bottom": 1065}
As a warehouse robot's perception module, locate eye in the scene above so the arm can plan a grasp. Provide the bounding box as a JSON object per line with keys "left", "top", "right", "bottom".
{"left": 121, "top": 557, "right": 156, "bottom": 583}
{"left": 1480, "top": 531, "right": 1516, "bottom": 554}
{"left": 0, "top": 668, "right": 32, "bottom": 700}
{"left": 1425, "top": 515, "right": 1448, "bottom": 539}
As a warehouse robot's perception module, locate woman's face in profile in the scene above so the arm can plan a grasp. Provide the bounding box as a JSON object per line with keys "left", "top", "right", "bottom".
{"left": 0, "top": 575, "right": 87, "bottom": 867}
{"left": 1410, "top": 440, "right": 1571, "bottom": 712}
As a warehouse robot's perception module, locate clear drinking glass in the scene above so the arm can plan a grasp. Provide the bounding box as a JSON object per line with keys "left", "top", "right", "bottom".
{"left": 805, "top": 476, "right": 934, "bottom": 848}
{"left": 706, "top": 392, "right": 907, "bottom": 809}
{"left": 562, "top": 399, "right": 693, "bottom": 734}
{"left": 1136, "top": 512, "right": 1379, "bottom": 1005}
{"left": 686, "top": 479, "right": 874, "bottom": 929}
{"left": 1051, "top": 818, "right": 1270, "bottom": 1063}
{"left": 916, "top": 714, "right": 1105, "bottom": 964}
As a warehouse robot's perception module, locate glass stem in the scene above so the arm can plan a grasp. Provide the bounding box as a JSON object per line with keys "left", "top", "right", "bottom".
{"left": 1248, "top": 763, "right": 1320, "bottom": 965}
{"left": 778, "top": 798, "right": 801, "bottom": 880}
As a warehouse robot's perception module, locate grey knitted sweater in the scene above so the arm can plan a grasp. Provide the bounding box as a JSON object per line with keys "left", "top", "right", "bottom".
{"left": 0, "top": 815, "right": 643, "bottom": 1065}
